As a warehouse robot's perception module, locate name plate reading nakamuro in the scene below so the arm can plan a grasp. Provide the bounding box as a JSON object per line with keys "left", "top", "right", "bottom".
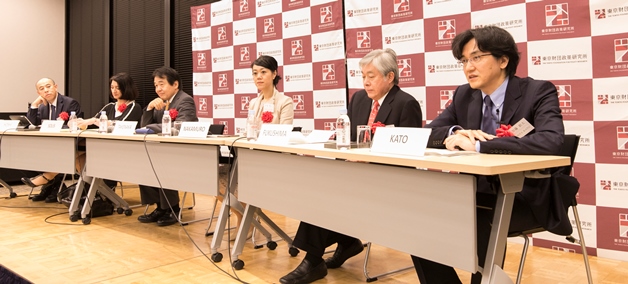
{"left": 112, "top": 121, "right": 138, "bottom": 135}
{"left": 257, "top": 124, "right": 293, "bottom": 145}
{"left": 370, "top": 127, "right": 431, "bottom": 156}
{"left": 39, "top": 120, "right": 64, "bottom": 132}
{"left": 178, "top": 122, "right": 211, "bottom": 138}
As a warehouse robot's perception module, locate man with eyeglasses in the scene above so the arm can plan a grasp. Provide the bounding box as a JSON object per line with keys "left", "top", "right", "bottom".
{"left": 414, "top": 26, "right": 568, "bottom": 283}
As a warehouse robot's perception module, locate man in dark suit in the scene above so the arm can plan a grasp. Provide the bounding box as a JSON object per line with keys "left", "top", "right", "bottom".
{"left": 280, "top": 48, "right": 423, "bottom": 284}
{"left": 22, "top": 77, "right": 81, "bottom": 202}
{"left": 413, "top": 26, "right": 567, "bottom": 283}
{"left": 136, "top": 66, "right": 198, "bottom": 226}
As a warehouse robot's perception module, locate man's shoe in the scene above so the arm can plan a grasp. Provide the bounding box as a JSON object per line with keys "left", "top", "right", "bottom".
{"left": 137, "top": 208, "right": 167, "bottom": 223}
{"left": 279, "top": 259, "right": 327, "bottom": 284}
{"left": 325, "top": 240, "right": 364, "bottom": 269}
{"left": 44, "top": 187, "right": 60, "bottom": 203}
{"left": 156, "top": 212, "right": 179, "bottom": 226}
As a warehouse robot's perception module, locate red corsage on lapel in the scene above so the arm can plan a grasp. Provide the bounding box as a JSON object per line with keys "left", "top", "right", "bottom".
{"left": 496, "top": 124, "right": 515, "bottom": 137}
{"left": 58, "top": 111, "right": 69, "bottom": 121}
{"left": 261, "top": 111, "right": 274, "bottom": 123}
{"left": 169, "top": 109, "right": 179, "bottom": 120}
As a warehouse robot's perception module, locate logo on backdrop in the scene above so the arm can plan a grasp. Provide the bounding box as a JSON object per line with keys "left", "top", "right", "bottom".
{"left": 293, "top": 95, "right": 305, "bottom": 111}
{"left": 427, "top": 65, "right": 435, "bottom": 73}
{"left": 357, "top": 31, "right": 371, "bottom": 48}
{"left": 240, "top": 0, "right": 249, "bottom": 12}
{"left": 618, "top": 126, "right": 628, "bottom": 150}
{"left": 322, "top": 64, "right": 336, "bottom": 80}
{"left": 598, "top": 95, "right": 609, "bottom": 104}
{"left": 241, "top": 96, "right": 251, "bottom": 111}
{"left": 595, "top": 9, "right": 606, "bottom": 19}
{"left": 440, "top": 90, "right": 453, "bottom": 109}
{"left": 197, "top": 8, "right": 206, "bottom": 22}
{"left": 532, "top": 56, "right": 542, "bottom": 65}
{"left": 621, "top": 214, "right": 628, "bottom": 237}
{"left": 321, "top": 6, "right": 333, "bottom": 23}
{"left": 220, "top": 121, "right": 228, "bottom": 135}
{"left": 241, "top": 47, "right": 250, "bottom": 61}
{"left": 219, "top": 74, "right": 228, "bottom": 88}
{"left": 438, "top": 20, "right": 456, "bottom": 40}
{"left": 198, "top": 53, "right": 207, "bottom": 67}
{"left": 324, "top": 121, "right": 335, "bottom": 131}
{"left": 292, "top": 40, "right": 303, "bottom": 55}
{"left": 557, "top": 85, "right": 572, "bottom": 107}
{"left": 264, "top": 18, "right": 275, "bottom": 33}
{"left": 545, "top": 3, "right": 569, "bottom": 27}
{"left": 394, "top": 0, "right": 410, "bottom": 13}
{"left": 601, "top": 180, "right": 612, "bottom": 190}
{"left": 426, "top": 0, "right": 433, "bottom": 5}
{"left": 398, "top": 59, "right": 412, "bottom": 78}
{"left": 198, "top": 97, "right": 208, "bottom": 111}
{"left": 615, "top": 39, "right": 628, "bottom": 63}
{"left": 217, "top": 26, "right": 227, "bottom": 41}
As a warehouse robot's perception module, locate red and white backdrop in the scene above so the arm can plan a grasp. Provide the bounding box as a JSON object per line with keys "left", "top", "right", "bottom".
{"left": 191, "top": 0, "right": 346, "bottom": 136}
{"left": 192, "top": 0, "right": 628, "bottom": 262}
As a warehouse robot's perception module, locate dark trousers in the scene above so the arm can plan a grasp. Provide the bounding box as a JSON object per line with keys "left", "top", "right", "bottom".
{"left": 293, "top": 222, "right": 360, "bottom": 258}
{"left": 138, "top": 185, "right": 180, "bottom": 210}
{"left": 411, "top": 192, "right": 539, "bottom": 284}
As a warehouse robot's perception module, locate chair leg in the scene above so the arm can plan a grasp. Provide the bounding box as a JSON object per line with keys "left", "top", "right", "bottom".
{"left": 568, "top": 205, "right": 593, "bottom": 284}
{"left": 515, "top": 234, "right": 530, "bottom": 284}
{"left": 204, "top": 198, "right": 224, "bottom": 237}
{"left": 362, "top": 242, "right": 413, "bottom": 282}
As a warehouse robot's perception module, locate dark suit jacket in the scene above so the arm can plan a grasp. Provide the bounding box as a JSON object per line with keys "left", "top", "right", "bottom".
{"left": 347, "top": 85, "right": 423, "bottom": 141}
{"left": 141, "top": 90, "right": 199, "bottom": 132}
{"left": 27, "top": 93, "right": 81, "bottom": 126}
{"left": 426, "top": 76, "right": 573, "bottom": 235}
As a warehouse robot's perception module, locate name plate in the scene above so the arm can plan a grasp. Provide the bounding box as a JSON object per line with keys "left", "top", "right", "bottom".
{"left": 178, "top": 122, "right": 211, "bottom": 138}
{"left": 112, "top": 121, "right": 138, "bottom": 135}
{"left": 0, "top": 120, "right": 19, "bottom": 132}
{"left": 257, "top": 124, "right": 292, "bottom": 145}
{"left": 371, "top": 127, "right": 432, "bottom": 156}
{"left": 39, "top": 120, "right": 64, "bottom": 133}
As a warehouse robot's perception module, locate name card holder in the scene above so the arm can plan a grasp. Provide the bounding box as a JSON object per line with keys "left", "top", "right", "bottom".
{"left": 257, "top": 124, "right": 293, "bottom": 145}
{"left": 112, "top": 121, "right": 138, "bottom": 135}
{"left": 0, "top": 120, "right": 19, "bottom": 132}
{"left": 370, "top": 127, "right": 431, "bottom": 157}
{"left": 178, "top": 122, "right": 211, "bottom": 138}
{"left": 39, "top": 120, "right": 64, "bottom": 133}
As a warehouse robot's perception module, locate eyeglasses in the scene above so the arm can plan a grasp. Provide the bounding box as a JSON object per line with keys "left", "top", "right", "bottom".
{"left": 457, "top": 54, "right": 493, "bottom": 66}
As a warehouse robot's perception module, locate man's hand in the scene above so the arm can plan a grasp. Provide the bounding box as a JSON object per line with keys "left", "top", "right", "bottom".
{"left": 454, "top": 129, "right": 495, "bottom": 143}
{"left": 444, "top": 130, "right": 494, "bottom": 152}
{"left": 147, "top": 98, "right": 166, "bottom": 111}
{"left": 31, "top": 96, "right": 46, "bottom": 108}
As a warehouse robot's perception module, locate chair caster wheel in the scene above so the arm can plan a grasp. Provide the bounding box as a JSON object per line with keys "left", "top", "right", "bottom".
{"left": 232, "top": 259, "right": 245, "bottom": 270}
{"left": 70, "top": 212, "right": 80, "bottom": 222}
{"left": 9, "top": 192, "right": 17, "bottom": 198}
{"left": 366, "top": 277, "right": 378, "bottom": 282}
{"left": 82, "top": 217, "right": 91, "bottom": 225}
{"left": 124, "top": 209, "right": 133, "bottom": 216}
{"left": 211, "top": 253, "right": 223, "bottom": 262}
{"left": 267, "top": 241, "right": 277, "bottom": 250}
{"left": 289, "top": 247, "right": 299, "bottom": 257}
{"left": 117, "top": 208, "right": 124, "bottom": 214}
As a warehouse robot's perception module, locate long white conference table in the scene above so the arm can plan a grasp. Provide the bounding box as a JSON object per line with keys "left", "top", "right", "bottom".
{"left": 230, "top": 141, "right": 570, "bottom": 284}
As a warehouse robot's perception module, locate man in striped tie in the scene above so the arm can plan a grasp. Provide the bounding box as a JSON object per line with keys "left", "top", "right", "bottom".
{"left": 280, "top": 48, "right": 423, "bottom": 284}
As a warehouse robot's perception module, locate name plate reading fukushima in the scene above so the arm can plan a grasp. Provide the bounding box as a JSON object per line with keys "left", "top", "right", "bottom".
{"left": 178, "top": 122, "right": 211, "bottom": 138}
{"left": 112, "top": 121, "right": 138, "bottom": 135}
{"left": 257, "top": 124, "right": 293, "bottom": 145}
{"left": 39, "top": 120, "right": 64, "bottom": 133}
{"left": 370, "top": 127, "right": 432, "bottom": 157}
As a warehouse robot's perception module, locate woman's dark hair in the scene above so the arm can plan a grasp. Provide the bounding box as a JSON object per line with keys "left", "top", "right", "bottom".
{"left": 152, "top": 66, "right": 182, "bottom": 88}
{"left": 110, "top": 72, "right": 139, "bottom": 100}
{"left": 451, "top": 26, "right": 520, "bottom": 77}
{"left": 251, "top": 55, "right": 281, "bottom": 86}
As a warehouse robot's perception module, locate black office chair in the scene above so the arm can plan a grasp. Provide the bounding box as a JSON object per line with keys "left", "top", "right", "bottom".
{"left": 508, "top": 134, "right": 592, "bottom": 284}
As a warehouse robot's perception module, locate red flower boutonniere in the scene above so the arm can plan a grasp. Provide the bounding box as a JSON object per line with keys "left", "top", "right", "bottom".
{"left": 169, "top": 109, "right": 179, "bottom": 120}
{"left": 117, "top": 103, "right": 127, "bottom": 113}
{"left": 496, "top": 124, "right": 515, "bottom": 137}
{"left": 58, "top": 111, "right": 69, "bottom": 121}
{"left": 261, "top": 111, "right": 274, "bottom": 123}
{"left": 371, "top": 121, "right": 385, "bottom": 134}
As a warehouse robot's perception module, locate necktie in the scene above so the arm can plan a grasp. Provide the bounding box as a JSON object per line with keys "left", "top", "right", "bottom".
{"left": 50, "top": 105, "right": 56, "bottom": 120}
{"left": 165, "top": 100, "right": 170, "bottom": 111}
{"left": 367, "top": 100, "right": 380, "bottom": 126}
{"left": 482, "top": 96, "right": 496, "bottom": 135}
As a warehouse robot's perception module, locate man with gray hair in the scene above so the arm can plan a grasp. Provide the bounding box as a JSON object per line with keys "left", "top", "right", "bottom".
{"left": 280, "top": 48, "right": 423, "bottom": 284}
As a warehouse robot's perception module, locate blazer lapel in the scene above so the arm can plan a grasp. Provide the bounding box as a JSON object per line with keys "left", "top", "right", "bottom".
{"left": 500, "top": 77, "right": 522, "bottom": 124}
{"left": 374, "top": 86, "right": 398, "bottom": 124}
{"left": 467, "top": 90, "right": 483, "bottom": 130}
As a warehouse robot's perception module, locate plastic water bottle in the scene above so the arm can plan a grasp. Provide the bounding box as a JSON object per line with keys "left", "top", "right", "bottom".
{"left": 246, "top": 110, "right": 258, "bottom": 140}
{"left": 162, "top": 111, "right": 171, "bottom": 136}
{"left": 68, "top": 111, "right": 78, "bottom": 133}
{"left": 98, "top": 111, "right": 108, "bottom": 133}
{"left": 336, "top": 109, "right": 351, "bottom": 150}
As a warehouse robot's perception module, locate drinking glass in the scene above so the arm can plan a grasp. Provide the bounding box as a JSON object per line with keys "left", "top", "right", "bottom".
{"left": 356, "top": 125, "right": 371, "bottom": 148}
